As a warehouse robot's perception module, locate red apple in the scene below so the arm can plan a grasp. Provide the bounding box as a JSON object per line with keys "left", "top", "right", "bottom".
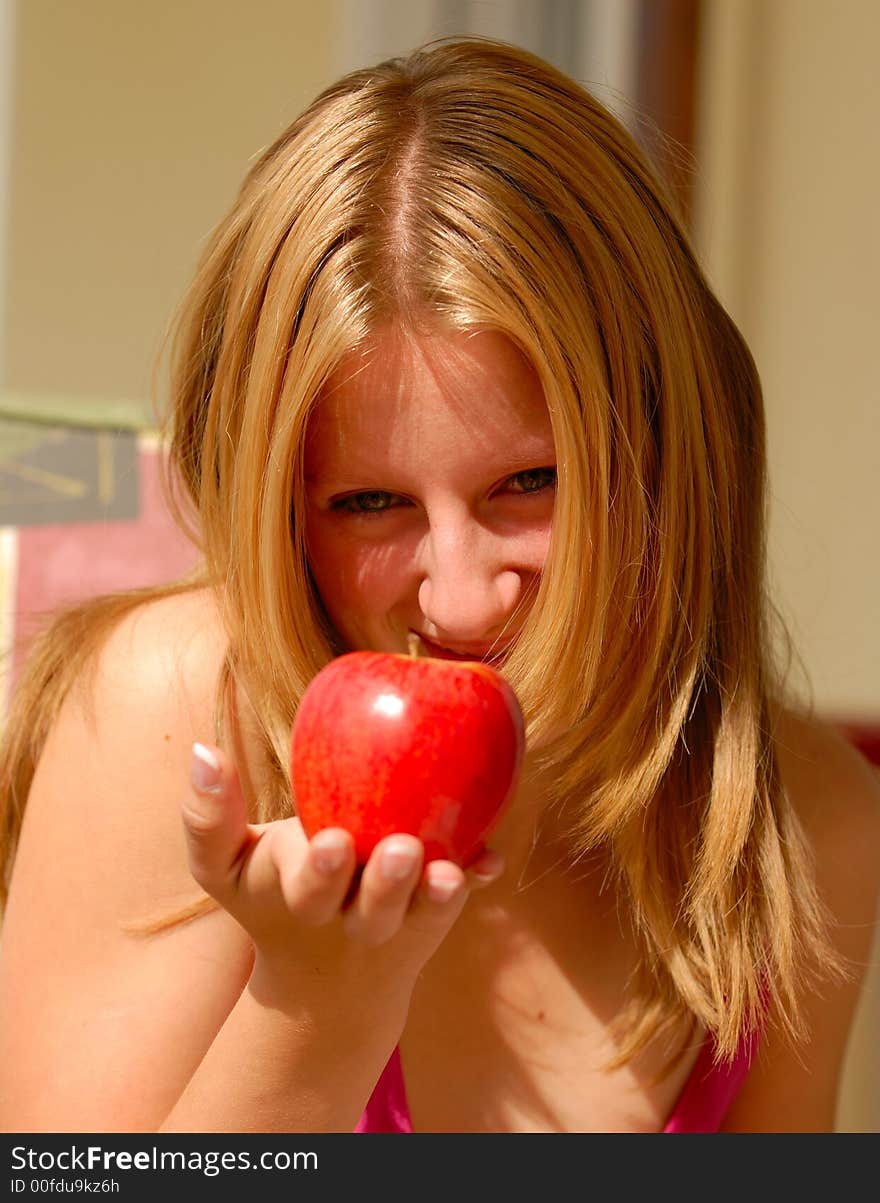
{"left": 290, "top": 649, "right": 525, "bottom": 867}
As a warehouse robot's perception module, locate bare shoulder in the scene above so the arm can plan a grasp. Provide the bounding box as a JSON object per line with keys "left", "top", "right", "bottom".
{"left": 773, "top": 705, "right": 880, "bottom": 923}
{"left": 30, "top": 585, "right": 232, "bottom": 921}
{"left": 720, "top": 705, "right": 880, "bottom": 1132}
{"left": 82, "top": 585, "right": 229, "bottom": 722}
{"left": 0, "top": 586, "right": 254, "bottom": 1129}
{"left": 78, "top": 586, "right": 270, "bottom": 817}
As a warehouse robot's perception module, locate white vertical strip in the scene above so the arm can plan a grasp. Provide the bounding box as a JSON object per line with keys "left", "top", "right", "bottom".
{"left": 0, "top": 2, "right": 17, "bottom": 724}
{"left": 0, "top": 525, "right": 19, "bottom": 723}
{"left": 0, "top": 0, "right": 15, "bottom": 386}
{"left": 576, "top": 0, "right": 639, "bottom": 129}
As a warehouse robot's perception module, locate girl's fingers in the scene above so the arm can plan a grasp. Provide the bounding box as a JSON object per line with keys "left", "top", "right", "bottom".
{"left": 276, "top": 827, "right": 359, "bottom": 924}
{"left": 180, "top": 742, "right": 252, "bottom": 900}
{"left": 182, "top": 746, "right": 506, "bottom": 952}
{"left": 403, "top": 859, "right": 469, "bottom": 929}
{"left": 401, "top": 849, "right": 505, "bottom": 935}
{"left": 342, "top": 838, "right": 506, "bottom": 944}
{"left": 341, "top": 834, "right": 425, "bottom": 945}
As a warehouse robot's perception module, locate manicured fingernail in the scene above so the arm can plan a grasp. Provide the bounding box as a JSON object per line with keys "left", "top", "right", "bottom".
{"left": 426, "top": 869, "right": 462, "bottom": 903}
{"left": 191, "top": 743, "right": 222, "bottom": 794}
{"left": 380, "top": 839, "right": 419, "bottom": 881}
{"left": 312, "top": 831, "right": 348, "bottom": 875}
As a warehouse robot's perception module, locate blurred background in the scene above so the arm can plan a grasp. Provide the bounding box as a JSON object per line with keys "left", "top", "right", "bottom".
{"left": 0, "top": 0, "right": 876, "bottom": 1129}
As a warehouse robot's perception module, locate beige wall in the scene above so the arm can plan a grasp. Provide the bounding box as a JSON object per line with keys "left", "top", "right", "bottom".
{"left": 3, "top": 0, "right": 341, "bottom": 407}
{"left": 695, "top": 0, "right": 880, "bottom": 1133}
{"left": 694, "top": 0, "right": 880, "bottom": 720}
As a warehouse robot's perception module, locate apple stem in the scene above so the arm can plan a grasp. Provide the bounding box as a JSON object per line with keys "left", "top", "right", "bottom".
{"left": 407, "top": 632, "right": 422, "bottom": 659}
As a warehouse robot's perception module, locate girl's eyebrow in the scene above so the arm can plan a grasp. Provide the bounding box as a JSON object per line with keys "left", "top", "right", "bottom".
{"left": 304, "top": 452, "right": 558, "bottom": 488}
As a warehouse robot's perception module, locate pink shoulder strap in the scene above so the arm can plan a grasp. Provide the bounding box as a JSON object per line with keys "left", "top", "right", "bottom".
{"left": 663, "top": 1025, "right": 760, "bottom": 1133}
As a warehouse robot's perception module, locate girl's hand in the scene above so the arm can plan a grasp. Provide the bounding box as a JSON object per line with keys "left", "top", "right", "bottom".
{"left": 180, "top": 742, "right": 503, "bottom": 1013}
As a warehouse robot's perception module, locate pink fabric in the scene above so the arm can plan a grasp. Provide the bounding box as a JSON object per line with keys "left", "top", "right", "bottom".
{"left": 355, "top": 1026, "right": 759, "bottom": 1133}
{"left": 661, "top": 1026, "right": 759, "bottom": 1133}
{"left": 354, "top": 1046, "right": 415, "bottom": 1134}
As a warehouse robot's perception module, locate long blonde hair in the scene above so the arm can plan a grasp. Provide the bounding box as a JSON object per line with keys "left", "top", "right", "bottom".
{"left": 0, "top": 36, "right": 842, "bottom": 1069}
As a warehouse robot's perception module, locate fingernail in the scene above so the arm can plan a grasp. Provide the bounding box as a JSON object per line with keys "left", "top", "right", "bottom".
{"left": 380, "top": 838, "right": 419, "bottom": 881}
{"left": 426, "top": 869, "right": 462, "bottom": 903}
{"left": 191, "top": 743, "right": 222, "bottom": 794}
{"left": 312, "top": 831, "right": 348, "bottom": 875}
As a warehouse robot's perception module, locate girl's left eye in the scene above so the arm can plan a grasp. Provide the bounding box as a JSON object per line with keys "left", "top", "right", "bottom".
{"left": 504, "top": 467, "right": 557, "bottom": 494}
{"left": 331, "top": 491, "right": 400, "bottom": 515}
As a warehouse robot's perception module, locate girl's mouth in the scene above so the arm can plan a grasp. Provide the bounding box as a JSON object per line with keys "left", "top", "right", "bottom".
{"left": 412, "top": 632, "right": 512, "bottom": 664}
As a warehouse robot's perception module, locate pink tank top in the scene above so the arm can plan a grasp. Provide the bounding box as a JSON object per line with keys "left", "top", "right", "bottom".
{"left": 355, "top": 1027, "right": 759, "bottom": 1133}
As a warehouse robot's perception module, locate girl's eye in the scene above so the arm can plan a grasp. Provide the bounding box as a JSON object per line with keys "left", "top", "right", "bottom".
{"left": 505, "top": 467, "right": 557, "bottom": 494}
{"left": 331, "top": 491, "right": 401, "bottom": 515}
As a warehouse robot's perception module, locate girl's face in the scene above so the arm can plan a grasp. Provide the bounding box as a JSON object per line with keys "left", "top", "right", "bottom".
{"left": 303, "top": 326, "right": 555, "bottom": 664}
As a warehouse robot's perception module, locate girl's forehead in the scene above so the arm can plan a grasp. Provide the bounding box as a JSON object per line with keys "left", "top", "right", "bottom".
{"left": 304, "top": 327, "right": 555, "bottom": 470}
{"left": 320, "top": 325, "right": 543, "bottom": 408}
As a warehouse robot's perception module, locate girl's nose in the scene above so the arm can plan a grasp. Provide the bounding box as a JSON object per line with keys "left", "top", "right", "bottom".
{"left": 415, "top": 523, "right": 523, "bottom": 643}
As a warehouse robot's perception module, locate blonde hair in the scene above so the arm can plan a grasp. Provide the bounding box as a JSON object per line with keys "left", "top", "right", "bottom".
{"left": 0, "top": 36, "right": 843, "bottom": 1071}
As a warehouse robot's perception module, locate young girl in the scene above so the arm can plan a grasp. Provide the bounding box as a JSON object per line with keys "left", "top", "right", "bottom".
{"left": 0, "top": 37, "right": 877, "bottom": 1133}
